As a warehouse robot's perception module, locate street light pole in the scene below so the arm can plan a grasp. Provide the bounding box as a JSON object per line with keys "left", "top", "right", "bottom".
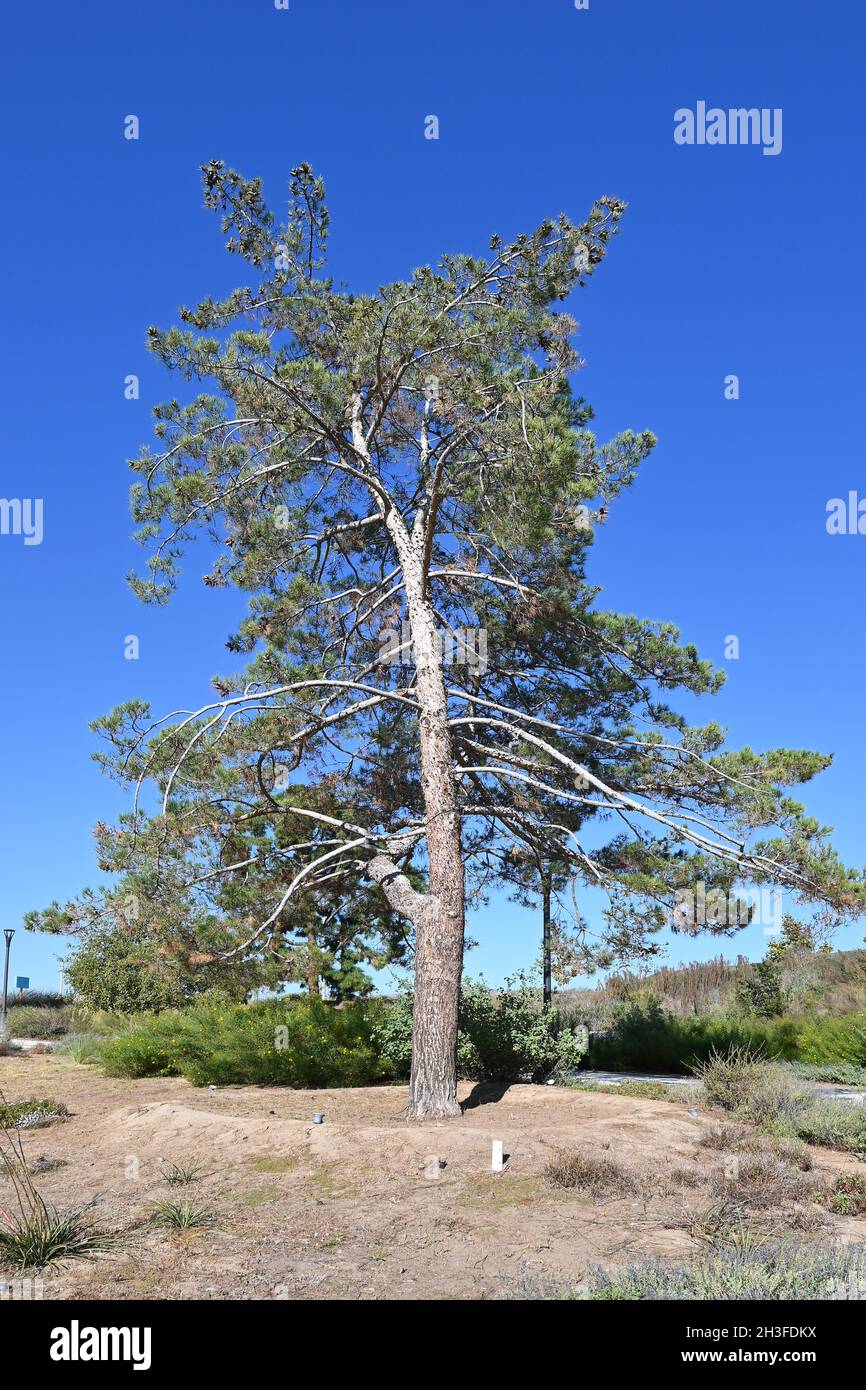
{"left": 0, "top": 929, "right": 14, "bottom": 1039}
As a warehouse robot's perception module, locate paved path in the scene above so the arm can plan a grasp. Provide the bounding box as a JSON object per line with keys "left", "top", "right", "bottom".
{"left": 573, "top": 1069, "right": 866, "bottom": 1104}
{"left": 576, "top": 1070, "right": 693, "bottom": 1087}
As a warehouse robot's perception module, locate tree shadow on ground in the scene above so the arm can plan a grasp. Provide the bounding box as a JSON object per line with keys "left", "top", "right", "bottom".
{"left": 460, "top": 1081, "right": 512, "bottom": 1112}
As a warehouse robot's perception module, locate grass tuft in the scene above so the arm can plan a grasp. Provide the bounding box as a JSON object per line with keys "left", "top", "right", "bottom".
{"left": 0, "top": 1203, "right": 110, "bottom": 1272}
{"left": 544, "top": 1147, "right": 633, "bottom": 1197}
{"left": 159, "top": 1161, "right": 202, "bottom": 1187}
{"left": 149, "top": 1198, "right": 216, "bottom": 1231}
{"left": 0, "top": 1104, "right": 111, "bottom": 1271}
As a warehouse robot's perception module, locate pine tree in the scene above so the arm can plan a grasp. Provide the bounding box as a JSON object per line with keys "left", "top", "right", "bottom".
{"left": 36, "top": 162, "right": 865, "bottom": 1117}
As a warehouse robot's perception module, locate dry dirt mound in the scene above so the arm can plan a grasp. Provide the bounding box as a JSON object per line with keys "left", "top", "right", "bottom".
{"left": 97, "top": 1085, "right": 707, "bottom": 1184}
{"left": 0, "top": 1056, "right": 863, "bottom": 1300}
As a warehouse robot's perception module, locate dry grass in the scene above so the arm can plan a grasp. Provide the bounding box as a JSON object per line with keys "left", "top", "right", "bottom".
{"left": 668, "top": 1166, "right": 703, "bottom": 1189}
{"left": 699, "top": 1123, "right": 746, "bottom": 1152}
{"left": 739, "top": 1133, "right": 813, "bottom": 1171}
{"left": 560, "top": 949, "right": 866, "bottom": 1021}
{"left": 700, "top": 1125, "right": 813, "bottom": 1172}
{"left": 709, "top": 1150, "right": 821, "bottom": 1214}
{"left": 543, "top": 1147, "right": 634, "bottom": 1198}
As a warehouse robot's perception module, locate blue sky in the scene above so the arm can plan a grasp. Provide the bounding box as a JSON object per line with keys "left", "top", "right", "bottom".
{"left": 1, "top": 0, "right": 864, "bottom": 991}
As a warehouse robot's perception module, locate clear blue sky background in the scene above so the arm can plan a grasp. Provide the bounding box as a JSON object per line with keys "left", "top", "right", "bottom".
{"left": 1, "top": 0, "right": 864, "bottom": 992}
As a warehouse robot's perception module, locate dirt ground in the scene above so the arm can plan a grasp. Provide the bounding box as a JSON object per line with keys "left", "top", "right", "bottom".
{"left": 1, "top": 1052, "right": 864, "bottom": 1300}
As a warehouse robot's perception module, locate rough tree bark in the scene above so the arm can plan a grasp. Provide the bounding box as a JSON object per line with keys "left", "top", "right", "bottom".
{"left": 403, "top": 595, "right": 465, "bottom": 1119}
{"left": 377, "top": 507, "right": 466, "bottom": 1119}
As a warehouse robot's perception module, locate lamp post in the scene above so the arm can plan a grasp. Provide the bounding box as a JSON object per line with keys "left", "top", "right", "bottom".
{"left": 0, "top": 929, "right": 14, "bottom": 1039}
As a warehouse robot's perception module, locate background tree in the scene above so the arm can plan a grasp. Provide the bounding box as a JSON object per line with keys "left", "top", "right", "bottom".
{"left": 33, "top": 161, "right": 864, "bottom": 1118}
{"left": 28, "top": 784, "right": 410, "bottom": 1007}
{"left": 62, "top": 921, "right": 189, "bottom": 1014}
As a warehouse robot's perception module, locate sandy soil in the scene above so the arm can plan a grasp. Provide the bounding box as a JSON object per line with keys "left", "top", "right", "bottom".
{"left": 1, "top": 1052, "right": 863, "bottom": 1301}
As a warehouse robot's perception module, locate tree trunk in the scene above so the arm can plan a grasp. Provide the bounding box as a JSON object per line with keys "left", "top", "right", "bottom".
{"left": 365, "top": 497, "right": 466, "bottom": 1120}
{"left": 306, "top": 926, "right": 319, "bottom": 997}
{"left": 542, "top": 875, "right": 552, "bottom": 1007}
{"left": 403, "top": 558, "right": 465, "bottom": 1118}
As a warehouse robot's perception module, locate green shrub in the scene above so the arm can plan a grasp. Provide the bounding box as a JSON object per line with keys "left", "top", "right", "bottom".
{"left": 693, "top": 1046, "right": 866, "bottom": 1155}
{"left": 65, "top": 925, "right": 188, "bottom": 1014}
{"left": 818, "top": 1174, "right": 866, "bottom": 1216}
{"left": 565, "top": 1078, "right": 695, "bottom": 1104}
{"left": 587, "top": 996, "right": 802, "bottom": 1073}
{"left": 588, "top": 1000, "right": 866, "bottom": 1075}
{"left": 693, "top": 1046, "right": 772, "bottom": 1111}
{"left": 95, "top": 996, "right": 390, "bottom": 1088}
{"left": 787, "top": 1061, "right": 866, "bottom": 1086}
{"left": 790, "top": 1100, "right": 866, "bottom": 1155}
{"left": 797, "top": 1014, "right": 866, "bottom": 1066}
{"left": 57, "top": 1033, "right": 108, "bottom": 1065}
{"left": 0, "top": 1099, "right": 69, "bottom": 1130}
{"left": 373, "top": 975, "right": 586, "bottom": 1083}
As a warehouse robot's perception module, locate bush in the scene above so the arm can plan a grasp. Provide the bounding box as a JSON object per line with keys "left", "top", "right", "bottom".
{"left": 740, "top": 1133, "right": 813, "bottom": 1171}
{"left": 56, "top": 1033, "right": 107, "bottom": 1065}
{"left": 798, "top": 1014, "right": 866, "bottom": 1067}
{"left": 373, "top": 975, "right": 586, "bottom": 1082}
{"left": 790, "top": 1100, "right": 866, "bottom": 1155}
{"left": 587, "top": 996, "right": 802, "bottom": 1073}
{"left": 4, "top": 1007, "right": 70, "bottom": 1039}
{"left": 95, "top": 996, "right": 390, "bottom": 1088}
{"left": 818, "top": 1174, "right": 866, "bottom": 1216}
{"left": 586, "top": 998, "right": 866, "bottom": 1074}
{"left": 788, "top": 1061, "right": 866, "bottom": 1086}
{"left": 65, "top": 925, "right": 188, "bottom": 1014}
{"left": 6, "top": 993, "right": 68, "bottom": 1009}
{"left": 708, "top": 1151, "right": 819, "bottom": 1211}
{"left": 0, "top": 1099, "right": 69, "bottom": 1130}
{"left": 693, "top": 1046, "right": 774, "bottom": 1111}
{"left": 580, "top": 1243, "right": 866, "bottom": 1301}
{"left": 693, "top": 1046, "right": 866, "bottom": 1155}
